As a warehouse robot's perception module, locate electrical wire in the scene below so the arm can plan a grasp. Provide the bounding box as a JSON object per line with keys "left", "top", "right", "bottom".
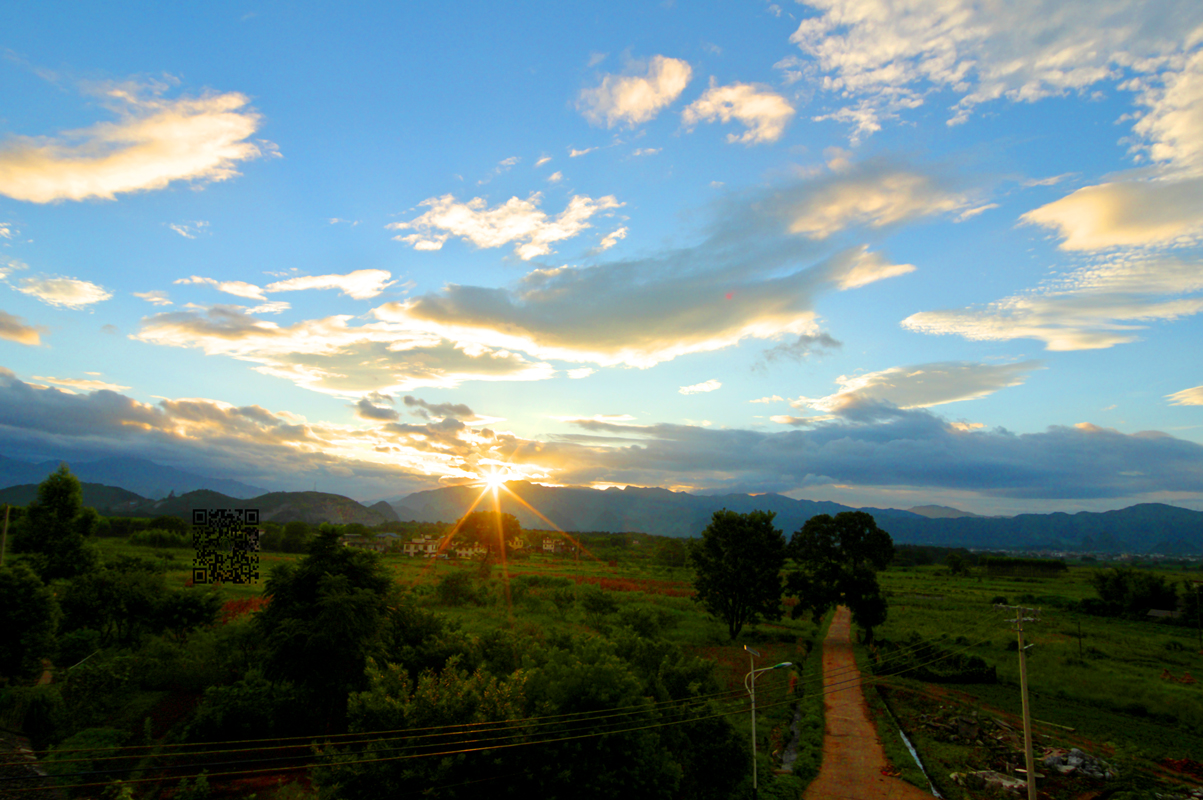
{"left": 30, "top": 608, "right": 998, "bottom": 769}
{"left": 8, "top": 621, "right": 1001, "bottom": 793}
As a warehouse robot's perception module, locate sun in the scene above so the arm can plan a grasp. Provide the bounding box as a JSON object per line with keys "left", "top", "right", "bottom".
{"left": 481, "top": 470, "right": 509, "bottom": 491}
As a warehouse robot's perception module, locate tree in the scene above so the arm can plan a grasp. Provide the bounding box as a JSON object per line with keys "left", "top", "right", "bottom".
{"left": 452, "top": 510, "right": 521, "bottom": 554}
{"left": 688, "top": 509, "right": 785, "bottom": 639}
{"left": 0, "top": 562, "right": 60, "bottom": 681}
{"left": 945, "top": 552, "right": 969, "bottom": 576}
{"left": 12, "top": 464, "right": 99, "bottom": 580}
{"left": 254, "top": 528, "right": 395, "bottom": 729}
{"left": 1087, "top": 566, "right": 1178, "bottom": 617}
{"left": 787, "top": 511, "right": 894, "bottom": 644}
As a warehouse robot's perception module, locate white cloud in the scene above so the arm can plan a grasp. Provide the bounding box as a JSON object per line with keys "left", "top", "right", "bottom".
{"left": 903, "top": 254, "right": 1203, "bottom": 350}
{"left": 265, "top": 269, "right": 395, "bottom": 300}
{"left": 174, "top": 276, "right": 266, "bottom": 300}
{"left": 781, "top": 160, "right": 967, "bottom": 238}
{"left": 788, "top": 0, "right": 1203, "bottom": 139}
{"left": 0, "top": 83, "right": 269, "bottom": 203}
{"left": 1166, "top": 385, "right": 1203, "bottom": 405}
{"left": 682, "top": 79, "right": 795, "bottom": 144}
{"left": 955, "top": 203, "right": 998, "bottom": 222}
{"left": 169, "top": 220, "right": 209, "bottom": 239}
{"left": 535, "top": 155, "right": 552, "bottom": 168}
{"left": 547, "top": 171, "right": 563, "bottom": 183}
{"left": 632, "top": 148, "right": 660, "bottom": 156}
{"left": 750, "top": 395, "right": 785, "bottom": 404}
{"left": 790, "top": 361, "right": 1042, "bottom": 413}
{"left": 247, "top": 301, "right": 290, "bottom": 315}
{"left": 16, "top": 276, "right": 112, "bottom": 308}
{"left": 174, "top": 269, "right": 395, "bottom": 302}
{"left": 32, "top": 374, "right": 130, "bottom": 392}
{"left": 1131, "top": 48, "right": 1203, "bottom": 175}
{"left": 135, "top": 305, "right": 556, "bottom": 395}
{"left": 1021, "top": 177, "right": 1203, "bottom": 250}
{"left": 832, "top": 246, "right": 915, "bottom": 290}
{"left": 374, "top": 164, "right": 944, "bottom": 370}
{"left": 0, "top": 223, "right": 14, "bottom": 239}
{"left": 1023, "top": 173, "right": 1074, "bottom": 187}
{"left": 387, "top": 193, "right": 622, "bottom": 260}
{"left": 679, "top": 379, "right": 722, "bottom": 395}
{"left": 0, "top": 309, "right": 44, "bottom": 345}
{"left": 596, "top": 226, "right": 628, "bottom": 252}
{"left": 133, "top": 290, "right": 173, "bottom": 306}
{"left": 0, "top": 258, "right": 29, "bottom": 280}
{"left": 577, "top": 55, "right": 693, "bottom": 128}
{"left": 569, "top": 147, "right": 596, "bottom": 158}
{"left": 567, "top": 367, "right": 596, "bottom": 379}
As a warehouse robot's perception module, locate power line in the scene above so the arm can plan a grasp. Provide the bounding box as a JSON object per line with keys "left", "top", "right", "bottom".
{"left": 11, "top": 622, "right": 1000, "bottom": 793}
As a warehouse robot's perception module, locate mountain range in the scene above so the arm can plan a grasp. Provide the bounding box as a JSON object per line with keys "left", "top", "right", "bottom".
{"left": 0, "top": 454, "right": 266, "bottom": 499}
{"left": 2, "top": 453, "right": 1200, "bottom": 553}
{"left": 391, "top": 481, "right": 1203, "bottom": 554}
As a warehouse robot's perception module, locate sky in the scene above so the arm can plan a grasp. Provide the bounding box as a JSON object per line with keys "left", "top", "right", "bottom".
{"left": 1, "top": 0, "right": 1202, "bottom": 515}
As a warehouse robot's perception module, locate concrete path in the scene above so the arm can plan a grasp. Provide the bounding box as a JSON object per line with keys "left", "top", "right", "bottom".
{"left": 804, "top": 606, "right": 933, "bottom": 800}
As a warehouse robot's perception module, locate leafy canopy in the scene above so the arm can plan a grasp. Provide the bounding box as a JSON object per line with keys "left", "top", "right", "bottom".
{"left": 688, "top": 509, "right": 785, "bottom": 639}
{"left": 12, "top": 464, "right": 99, "bottom": 580}
{"left": 787, "top": 511, "right": 893, "bottom": 643}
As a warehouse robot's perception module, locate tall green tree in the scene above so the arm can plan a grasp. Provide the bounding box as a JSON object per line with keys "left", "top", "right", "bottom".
{"left": 688, "top": 509, "right": 785, "bottom": 639}
{"left": 0, "top": 562, "right": 60, "bottom": 681}
{"left": 254, "top": 528, "right": 395, "bottom": 729}
{"left": 786, "top": 511, "right": 893, "bottom": 643}
{"left": 12, "top": 464, "right": 99, "bottom": 580}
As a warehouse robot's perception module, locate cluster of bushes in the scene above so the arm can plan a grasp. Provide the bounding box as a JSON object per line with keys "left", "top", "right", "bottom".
{"left": 870, "top": 632, "right": 998, "bottom": 684}
{"left": 1079, "top": 566, "right": 1190, "bottom": 620}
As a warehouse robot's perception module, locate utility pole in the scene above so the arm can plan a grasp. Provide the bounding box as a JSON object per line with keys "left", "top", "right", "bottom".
{"left": 998, "top": 604, "right": 1040, "bottom": 800}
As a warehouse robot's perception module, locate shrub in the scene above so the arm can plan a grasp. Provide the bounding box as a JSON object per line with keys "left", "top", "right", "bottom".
{"left": 435, "top": 571, "right": 479, "bottom": 606}
{"left": 45, "top": 727, "right": 128, "bottom": 796}
{"left": 128, "top": 529, "right": 190, "bottom": 548}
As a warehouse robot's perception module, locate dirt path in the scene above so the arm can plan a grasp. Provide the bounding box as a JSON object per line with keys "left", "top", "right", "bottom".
{"left": 804, "top": 606, "right": 934, "bottom": 800}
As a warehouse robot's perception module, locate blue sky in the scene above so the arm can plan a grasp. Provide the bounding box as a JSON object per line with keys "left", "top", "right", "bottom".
{"left": 1, "top": 0, "right": 1201, "bottom": 514}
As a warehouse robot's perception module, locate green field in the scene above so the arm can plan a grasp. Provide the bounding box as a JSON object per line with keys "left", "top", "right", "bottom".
{"left": 858, "top": 563, "right": 1203, "bottom": 799}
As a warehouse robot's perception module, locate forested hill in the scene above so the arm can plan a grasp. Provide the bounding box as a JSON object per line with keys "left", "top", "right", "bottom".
{"left": 393, "top": 483, "right": 1203, "bottom": 554}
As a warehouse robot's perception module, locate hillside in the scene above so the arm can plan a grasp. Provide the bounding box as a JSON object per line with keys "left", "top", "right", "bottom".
{"left": 134, "top": 490, "right": 393, "bottom": 526}
{"left": 0, "top": 481, "right": 146, "bottom": 511}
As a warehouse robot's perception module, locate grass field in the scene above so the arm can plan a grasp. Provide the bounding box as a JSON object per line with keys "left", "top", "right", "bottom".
{"left": 857, "top": 563, "right": 1203, "bottom": 799}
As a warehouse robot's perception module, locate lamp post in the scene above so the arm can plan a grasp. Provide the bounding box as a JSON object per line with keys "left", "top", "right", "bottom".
{"left": 744, "top": 645, "right": 793, "bottom": 800}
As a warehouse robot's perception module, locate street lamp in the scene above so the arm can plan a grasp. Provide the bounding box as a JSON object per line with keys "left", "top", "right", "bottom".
{"left": 744, "top": 645, "right": 793, "bottom": 800}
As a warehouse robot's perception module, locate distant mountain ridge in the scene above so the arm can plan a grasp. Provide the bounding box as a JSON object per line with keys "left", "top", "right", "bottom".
{"left": 0, "top": 454, "right": 267, "bottom": 499}
{"left": 393, "top": 482, "right": 1203, "bottom": 554}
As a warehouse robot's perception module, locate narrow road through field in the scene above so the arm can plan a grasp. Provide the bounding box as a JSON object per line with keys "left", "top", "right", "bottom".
{"left": 804, "top": 606, "right": 933, "bottom": 800}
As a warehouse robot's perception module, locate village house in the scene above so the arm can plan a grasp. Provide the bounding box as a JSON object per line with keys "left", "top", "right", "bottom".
{"left": 403, "top": 534, "right": 446, "bottom": 557}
